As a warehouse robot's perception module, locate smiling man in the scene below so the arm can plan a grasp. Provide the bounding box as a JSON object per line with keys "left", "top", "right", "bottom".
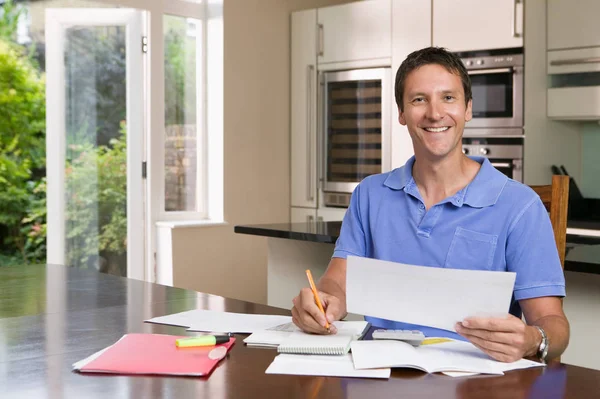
{"left": 292, "top": 47, "right": 570, "bottom": 363}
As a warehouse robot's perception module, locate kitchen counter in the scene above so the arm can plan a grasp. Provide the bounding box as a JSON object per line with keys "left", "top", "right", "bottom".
{"left": 235, "top": 221, "right": 600, "bottom": 275}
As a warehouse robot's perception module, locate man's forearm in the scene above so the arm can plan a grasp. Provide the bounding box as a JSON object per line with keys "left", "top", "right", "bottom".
{"left": 528, "top": 315, "right": 570, "bottom": 361}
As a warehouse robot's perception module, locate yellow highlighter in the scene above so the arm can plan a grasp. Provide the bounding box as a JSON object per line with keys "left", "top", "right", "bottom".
{"left": 421, "top": 338, "right": 453, "bottom": 346}
{"left": 175, "top": 335, "right": 230, "bottom": 348}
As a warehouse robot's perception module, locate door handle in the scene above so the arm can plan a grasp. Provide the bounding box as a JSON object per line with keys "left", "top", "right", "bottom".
{"left": 491, "top": 162, "right": 512, "bottom": 168}
{"left": 318, "top": 24, "right": 324, "bottom": 57}
{"left": 512, "top": 0, "right": 522, "bottom": 38}
{"left": 468, "top": 67, "right": 513, "bottom": 75}
{"left": 550, "top": 57, "right": 600, "bottom": 66}
{"left": 306, "top": 65, "right": 315, "bottom": 202}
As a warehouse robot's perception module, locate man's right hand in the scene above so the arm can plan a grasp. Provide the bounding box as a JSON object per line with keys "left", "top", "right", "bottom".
{"left": 291, "top": 287, "right": 346, "bottom": 334}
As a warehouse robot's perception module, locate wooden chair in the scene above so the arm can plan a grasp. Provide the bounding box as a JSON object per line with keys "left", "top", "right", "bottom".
{"left": 529, "top": 175, "right": 569, "bottom": 364}
{"left": 529, "top": 175, "right": 570, "bottom": 269}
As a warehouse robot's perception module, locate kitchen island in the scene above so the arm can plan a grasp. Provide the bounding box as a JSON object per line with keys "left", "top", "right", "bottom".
{"left": 235, "top": 221, "right": 600, "bottom": 307}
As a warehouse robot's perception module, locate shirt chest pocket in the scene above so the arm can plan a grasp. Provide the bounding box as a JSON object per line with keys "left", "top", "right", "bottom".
{"left": 444, "top": 227, "right": 498, "bottom": 271}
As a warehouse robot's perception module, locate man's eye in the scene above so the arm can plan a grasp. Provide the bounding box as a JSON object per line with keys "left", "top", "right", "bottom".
{"left": 413, "top": 97, "right": 425, "bottom": 103}
{"left": 445, "top": 95, "right": 455, "bottom": 101}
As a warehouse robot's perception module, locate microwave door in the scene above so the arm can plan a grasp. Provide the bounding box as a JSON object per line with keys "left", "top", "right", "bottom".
{"left": 466, "top": 66, "right": 523, "bottom": 129}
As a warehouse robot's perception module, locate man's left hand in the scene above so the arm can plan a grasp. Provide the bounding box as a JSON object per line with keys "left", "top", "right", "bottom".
{"left": 455, "top": 315, "right": 540, "bottom": 363}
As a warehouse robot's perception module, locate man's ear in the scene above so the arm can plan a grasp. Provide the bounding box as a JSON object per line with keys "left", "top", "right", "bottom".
{"left": 398, "top": 107, "right": 407, "bottom": 125}
{"left": 465, "top": 99, "right": 473, "bottom": 122}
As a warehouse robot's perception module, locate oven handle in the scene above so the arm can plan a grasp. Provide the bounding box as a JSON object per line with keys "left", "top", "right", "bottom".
{"left": 490, "top": 162, "right": 512, "bottom": 168}
{"left": 468, "top": 67, "right": 513, "bottom": 75}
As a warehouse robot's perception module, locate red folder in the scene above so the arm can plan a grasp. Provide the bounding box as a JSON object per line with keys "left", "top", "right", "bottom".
{"left": 75, "top": 333, "right": 235, "bottom": 377}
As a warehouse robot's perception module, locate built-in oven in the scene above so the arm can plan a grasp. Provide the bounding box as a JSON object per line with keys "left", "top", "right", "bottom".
{"left": 320, "top": 68, "right": 391, "bottom": 207}
{"left": 462, "top": 137, "right": 523, "bottom": 182}
{"left": 458, "top": 49, "right": 524, "bottom": 136}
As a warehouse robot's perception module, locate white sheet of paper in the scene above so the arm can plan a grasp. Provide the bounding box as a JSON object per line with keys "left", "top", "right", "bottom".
{"left": 351, "top": 340, "right": 502, "bottom": 375}
{"left": 266, "top": 354, "right": 390, "bottom": 379}
{"left": 351, "top": 339, "right": 544, "bottom": 376}
{"left": 346, "top": 256, "right": 516, "bottom": 332}
{"left": 145, "top": 309, "right": 292, "bottom": 333}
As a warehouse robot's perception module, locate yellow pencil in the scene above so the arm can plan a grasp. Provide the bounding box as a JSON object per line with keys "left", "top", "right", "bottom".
{"left": 305, "top": 269, "right": 330, "bottom": 331}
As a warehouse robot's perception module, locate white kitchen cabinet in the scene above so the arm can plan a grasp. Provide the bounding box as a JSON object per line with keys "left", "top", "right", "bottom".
{"left": 317, "top": 207, "right": 347, "bottom": 222}
{"left": 547, "top": 0, "right": 600, "bottom": 50}
{"left": 547, "top": 48, "right": 600, "bottom": 120}
{"left": 291, "top": 207, "right": 317, "bottom": 224}
{"left": 317, "top": 0, "right": 391, "bottom": 65}
{"left": 433, "top": 0, "right": 523, "bottom": 52}
{"left": 291, "top": 9, "right": 318, "bottom": 209}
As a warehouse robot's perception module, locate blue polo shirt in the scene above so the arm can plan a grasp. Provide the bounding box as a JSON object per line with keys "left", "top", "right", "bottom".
{"left": 333, "top": 156, "right": 566, "bottom": 339}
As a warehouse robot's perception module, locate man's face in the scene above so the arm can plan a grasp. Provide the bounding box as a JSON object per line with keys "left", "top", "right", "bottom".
{"left": 399, "top": 64, "right": 472, "bottom": 160}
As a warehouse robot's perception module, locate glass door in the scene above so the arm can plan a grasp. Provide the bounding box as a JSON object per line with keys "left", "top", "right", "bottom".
{"left": 322, "top": 68, "right": 391, "bottom": 197}
{"left": 45, "top": 9, "right": 144, "bottom": 279}
{"left": 466, "top": 66, "right": 523, "bottom": 128}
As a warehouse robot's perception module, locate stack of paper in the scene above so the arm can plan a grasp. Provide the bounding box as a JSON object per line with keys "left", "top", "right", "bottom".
{"left": 244, "top": 320, "right": 369, "bottom": 349}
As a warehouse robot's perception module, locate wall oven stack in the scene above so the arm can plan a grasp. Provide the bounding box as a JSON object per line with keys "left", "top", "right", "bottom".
{"left": 459, "top": 48, "right": 525, "bottom": 182}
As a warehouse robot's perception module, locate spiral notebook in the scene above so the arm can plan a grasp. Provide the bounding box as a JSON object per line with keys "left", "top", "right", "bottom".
{"left": 277, "top": 329, "right": 363, "bottom": 355}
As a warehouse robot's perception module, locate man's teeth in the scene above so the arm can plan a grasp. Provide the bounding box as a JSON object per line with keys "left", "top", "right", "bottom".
{"left": 424, "top": 127, "right": 449, "bottom": 132}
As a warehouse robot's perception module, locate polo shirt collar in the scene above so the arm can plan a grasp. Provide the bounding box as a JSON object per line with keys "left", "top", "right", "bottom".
{"left": 383, "top": 156, "right": 507, "bottom": 208}
{"left": 383, "top": 156, "right": 415, "bottom": 190}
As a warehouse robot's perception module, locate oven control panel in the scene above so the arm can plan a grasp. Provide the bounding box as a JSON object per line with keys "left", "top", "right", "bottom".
{"left": 462, "top": 144, "right": 521, "bottom": 159}
{"left": 460, "top": 53, "right": 524, "bottom": 70}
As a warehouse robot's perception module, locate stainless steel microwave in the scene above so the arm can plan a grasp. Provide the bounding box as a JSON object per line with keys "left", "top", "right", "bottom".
{"left": 320, "top": 68, "right": 391, "bottom": 206}
{"left": 461, "top": 51, "right": 524, "bottom": 136}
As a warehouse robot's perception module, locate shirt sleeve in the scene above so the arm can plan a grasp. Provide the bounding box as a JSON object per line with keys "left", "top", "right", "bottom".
{"left": 332, "top": 183, "right": 368, "bottom": 259}
{"left": 506, "top": 196, "right": 566, "bottom": 300}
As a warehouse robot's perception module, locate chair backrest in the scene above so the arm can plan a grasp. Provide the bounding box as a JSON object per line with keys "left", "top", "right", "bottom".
{"left": 529, "top": 175, "right": 570, "bottom": 268}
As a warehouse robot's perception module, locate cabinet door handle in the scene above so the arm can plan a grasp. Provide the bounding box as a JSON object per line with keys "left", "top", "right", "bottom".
{"left": 318, "top": 24, "right": 324, "bottom": 57}
{"left": 550, "top": 57, "right": 600, "bottom": 66}
{"left": 512, "top": 0, "right": 522, "bottom": 38}
{"left": 307, "top": 65, "right": 315, "bottom": 202}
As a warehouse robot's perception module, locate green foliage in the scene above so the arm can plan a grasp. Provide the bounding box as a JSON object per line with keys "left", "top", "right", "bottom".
{"left": 21, "top": 178, "right": 46, "bottom": 262}
{"left": 0, "top": 33, "right": 45, "bottom": 263}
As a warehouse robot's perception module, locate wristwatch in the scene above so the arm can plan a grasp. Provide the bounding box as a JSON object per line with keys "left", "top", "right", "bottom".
{"left": 535, "top": 326, "right": 549, "bottom": 362}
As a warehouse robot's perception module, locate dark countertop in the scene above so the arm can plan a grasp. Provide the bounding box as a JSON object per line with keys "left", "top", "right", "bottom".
{"left": 235, "top": 221, "right": 600, "bottom": 275}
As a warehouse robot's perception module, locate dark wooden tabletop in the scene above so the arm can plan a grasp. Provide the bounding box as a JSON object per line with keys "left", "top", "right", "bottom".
{"left": 1, "top": 264, "right": 599, "bottom": 399}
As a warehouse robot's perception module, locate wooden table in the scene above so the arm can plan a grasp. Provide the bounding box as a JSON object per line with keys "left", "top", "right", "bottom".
{"left": 1, "top": 264, "right": 598, "bottom": 398}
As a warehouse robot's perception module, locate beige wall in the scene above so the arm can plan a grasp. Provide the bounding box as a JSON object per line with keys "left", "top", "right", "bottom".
{"left": 172, "top": 0, "right": 357, "bottom": 304}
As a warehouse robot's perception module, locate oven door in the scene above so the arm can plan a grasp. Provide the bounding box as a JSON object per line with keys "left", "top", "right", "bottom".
{"left": 489, "top": 159, "right": 523, "bottom": 182}
{"left": 466, "top": 66, "right": 523, "bottom": 129}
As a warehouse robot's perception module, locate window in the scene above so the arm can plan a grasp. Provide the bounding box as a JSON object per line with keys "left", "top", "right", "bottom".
{"left": 164, "top": 14, "right": 203, "bottom": 213}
